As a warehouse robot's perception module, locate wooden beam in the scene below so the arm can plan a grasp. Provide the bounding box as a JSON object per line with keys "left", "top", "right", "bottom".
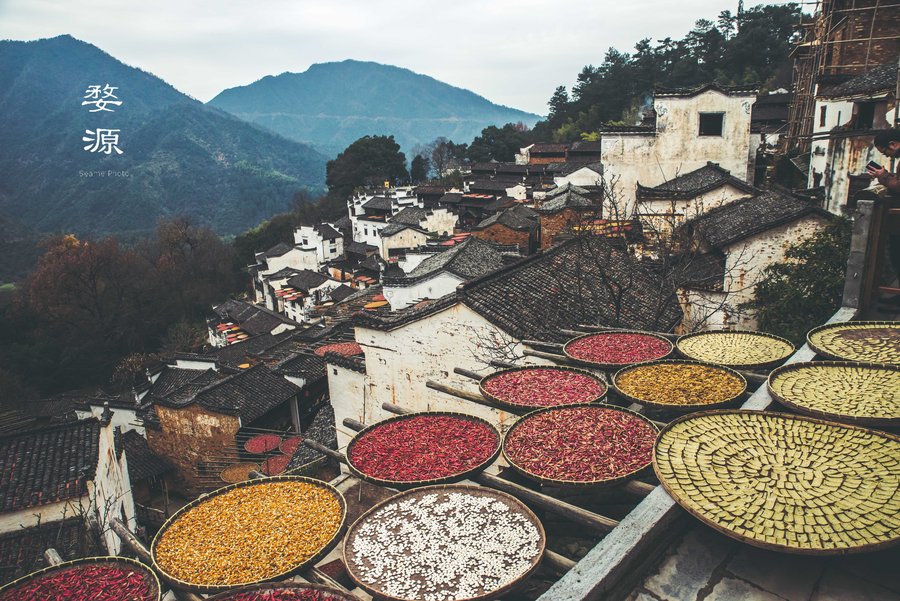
{"left": 453, "top": 367, "right": 484, "bottom": 381}
{"left": 522, "top": 348, "right": 577, "bottom": 365}
{"left": 425, "top": 380, "right": 513, "bottom": 413}
{"left": 575, "top": 325, "right": 678, "bottom": 341}
{"left": 543, "top": 550, "right": 577, "bottom": 576}
{"left": 523, "top": 339, "right": 565, "bottom": 350}
{"left": 302, "top": 439, "right": 348, "bottom": 463}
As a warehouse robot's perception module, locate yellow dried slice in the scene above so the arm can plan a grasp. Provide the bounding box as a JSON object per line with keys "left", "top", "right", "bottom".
{"left": 677, "top": 331, "right": 793, "bottom": 368}
{"left": 654, "top": 411, "right": 900, "bottom": 554}
{"left": 808, "top": 322, "right": 900, "bottom": 365}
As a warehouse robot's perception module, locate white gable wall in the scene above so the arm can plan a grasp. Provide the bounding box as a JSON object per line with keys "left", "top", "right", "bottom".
{"left": 383, "top": 273, "right": 465, "bottom": 310}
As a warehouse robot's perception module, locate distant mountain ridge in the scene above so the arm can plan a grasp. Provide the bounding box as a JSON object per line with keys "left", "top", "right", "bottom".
{"left": 0, "top": 35, "right": 327, "bottom": 239}
{"left": 209, "top": 60, "right": 541, "bottom": 156}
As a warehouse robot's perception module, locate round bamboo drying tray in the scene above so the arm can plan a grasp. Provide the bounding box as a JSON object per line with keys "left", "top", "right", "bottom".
{"left": 676, "top": 330, "right": 794, "bottom": 370}
{"left": 219, "top": 462, "right": 260, "bottom": 484}
{"left": 612, "top": 359, "right": 747, "bottom": 412}
{"left": 563, "top": 330, "right": 674, "bottom": 369}
{"left": 207, "top": 582, "right": 357, "bottom": 600}
{"left": 807, "top": 321, "right": 900, "bottom": 365}
{"left": 479, "top": 365, "right": 607, "bottom": 410}
{"left": 768, "top": 361, "right": 900, "bottom": 427}
{"left": 654, "top": 410, "right": 900, "bottom": 555}
{"left": 343, "top": 484, "right": 546, "bottom": 601}
{"left": 0, "top": 556, "right": 161, "bottom": 600}
{"left": 501, "top": 404, "right": 659, "bottom": 487}
{"left": 345, "top": 411, "right": 501, "bottom": 490}
{"left": 151, "top": 476, "right": 347, "bottom": 594}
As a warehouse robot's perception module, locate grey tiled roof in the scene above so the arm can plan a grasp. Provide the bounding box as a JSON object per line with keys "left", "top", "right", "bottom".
{"left": 0, "top": 419, "right": 100, "bottom": 512}
{"left": 637, "top": 162, "right": 757, "bottom": 200}
{"left": 362, "top": 196, "right": 393, "bottom": 211}
{"left": 458, "top": 236, "right": 683, "bottom": 342}
{"left": 315, "top": 223, "right": 342, "bottom": 240}
{"left": 684, "top": 189, "right": 833, "bottom": 249}
{"left": 123, "top": 430, "right": 172, "bottom": 481}
{"left": 538, "top": 189, "right": 596, "bottom": 213}
{"left": 654, "top": 83, "right": 758, "bottom": 97}
{"left": 333, "top": 215, "right": 352, "bottom": 230}
{"left": 183, "top": 364, "right": 300, "bottom": 423}
{"left": 405, "top": 237, "right": 505, "bottom": 280}
{"left": 213, "top": 299, "right": 297, "bottom": 335}
{"left": 265, "top": 242, "right": 293, "bottom": 257}
{"left": 438, "top": 192, "right": 464, "bottom": 205}
{"left": 274, "top": 352, "right": 327, "bottom": 381}
{"left": 475, "top": 205, "right": 539, "bottom": 230}
{"left": 209, "top": 331, "right": 296, "bottom": 369}
{"left": 819, "top": 63, "right": 897, "bottom": 99}
{"left": 674, "top": 252, "right": 726, "bottom": 292}
{"left": 286, "top": 269, "right": 330, "bottom": 293}
{"left": 380, "top": 222, "right": 425, "bottom": 237}
{"left": 469, "top": 179, "right": 524, "bottom": 192}
{"left": 391, "top": 206, "right": 430, "bottom": 227}
{"left": 329, "top": 284, "right": 356, "bottom": 303}
{"left": 151, "top": 367, "right": 211, "bottom": 399}
{"left": 347, "top": 241, "right": 378, "bottom": 255}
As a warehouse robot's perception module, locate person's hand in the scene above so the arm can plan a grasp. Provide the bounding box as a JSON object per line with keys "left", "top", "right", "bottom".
{"left": 867, "top": 164, "right": 891, "bottom": 181}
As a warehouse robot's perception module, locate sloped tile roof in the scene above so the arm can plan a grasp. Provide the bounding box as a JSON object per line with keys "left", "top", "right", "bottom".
{"left": 438, "top": 192, "right": 464, "bottom": 205}
{"left": 0, "top": 419, "right": 100, "bottom": 512}
{"left": 151, "top": 367, "right": 211, "bottom": 399}
{"left": 380, "top": 222, "right": 425, "bottom": 237}
{"left": 362, "top": 196, "right": 393, "bottom": 211}
{"left": 684, "top": 189, "right": 832, "bottom": 249}
{"left": 637, "top": 162, "right": 757, "bottom": 200}
{"left": 191, "top": 364, "right": 300, "bottom": 423}
{"left": 475, "top": 205, "right": 540, "bottom": 230}
{"left": 654, "top": 82, "right": 758, "bottom": 97}
{"left": 123, "top": 430, "right": 172, "bottom": 481}
{"left": 208, "top": 331, "right": 296, "bottom": 369}
{"left": 286, "top": 269, "right": 330, "bottom": 293}
{"left": 391, "top": 207, "right": 430, "bottom": 227}
{"left": 458, "top": 236, "right": 683, "bottom": 342}
{"left": 818, "top": 63, "right": 897, "bottom": 99}
{"left": 265, "top": 242, "right": 293, "bottom": 257}
{"left": 538, "top": 189, "right": 596, "bottom": 213}
{"left": 213, "top": 299, "right": 298, "bottom": 335}
{"left": 347, "top": 241, "right": 378, "bottom": 255}
{"left": 674, "top": 251, "right": 726, "bottom": 292}
{"left": 333, "top": 215, "right": 352, "bottom": 231}
{"left": 0, "top": 519, "right": 95, "bottom": 585}
{"left": 329, "top": 284, "right": 356, "bottom": 303}
{"left": 405, "top": 237, "right": 505, "bottom": 280}
{"left": 273, "top": 352, "right": 327, "bottom": 381}
{"left": 315, "top": 223, "right": 342, "bottom": 240}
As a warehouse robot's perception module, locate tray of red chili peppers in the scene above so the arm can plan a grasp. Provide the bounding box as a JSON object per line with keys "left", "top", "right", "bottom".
{"left": 563, "top": 330, "right": 674, "bottom": 369}
{"left": 0, "top": 556, "right": 161, "bottom": 601}
{"left": 346, "top": 411, "right": 501, "bottom": 489}
{"left": 479, "top": 365, "right": 607, "bottom": 410}
{"left": 502, "top": 404, "right": 659, "bottom": 487}
{"left": 207, "top": 582, "right": 357, "bottom": 601}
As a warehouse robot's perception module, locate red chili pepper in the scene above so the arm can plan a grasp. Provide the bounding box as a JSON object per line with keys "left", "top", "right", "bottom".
{"left": 0, "top": 563, "right": 156, "bottom": 601}
{"left": 244, "top": 434, "right": 282, "bottom": 454}
{"left": 349, "top": 416, "right": 498, "bottom": 482}
{"left": 314, "top": 343, "right": 363, "bottom": 357}
{"left": 566, "top": 333, "right": 670, "bottom": 365}
{"left": 505, "top": 406, "right": 656, "bottom": 482}
{"left": 483, "top": 368, "right": 605, "bottom": 407}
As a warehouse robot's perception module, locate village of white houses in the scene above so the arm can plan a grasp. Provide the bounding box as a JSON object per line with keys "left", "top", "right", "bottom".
{"left": 0, "top": 2, "right": 899, "bottom": 601}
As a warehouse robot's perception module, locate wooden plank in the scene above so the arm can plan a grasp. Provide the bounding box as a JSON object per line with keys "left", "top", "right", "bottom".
{"left": 426, "top": 380, "right": 512, "bottom": 412}
{"left": 453, "top": 367, "right": 484, "bottom": 381}
{"left": 543, "top": 550, "right": 577, "bottom": 576}
{"left": 522, "top": 348, "right": 577, "bottom": 365}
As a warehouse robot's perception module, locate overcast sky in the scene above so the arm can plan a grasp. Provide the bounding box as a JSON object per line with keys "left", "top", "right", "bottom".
{"left": 1, "top": 0, "right": 747, "bottom": 116}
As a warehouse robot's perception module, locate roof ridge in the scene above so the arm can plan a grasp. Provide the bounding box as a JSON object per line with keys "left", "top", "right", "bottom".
{"left": 0, "top": 416, "right": 100, "bottom": 441}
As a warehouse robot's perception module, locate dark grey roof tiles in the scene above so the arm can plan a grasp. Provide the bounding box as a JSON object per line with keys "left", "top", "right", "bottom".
{"left": 405, "top": 237, "right": 504, "bottom": 280}
{"left": 286, "top": 270, "right": 330, "bottom": 293}
{"left": 391, "top": 207, "right": 430, "bottom": 226}
{"left": 265, "top": 242, "right": 293, "bottom": 257}
{"left": 0, "top": 419, "right": 100, "bottom": 512}
{"left": 475, "top": 205, "right": 540, "bottom": 230}
{"left": 315, "top": 223, "right": 342, "bottom": 240}
{"left": 637, "top": 162, "right": 757, "bottom": 200}
{"left": 329, "top": 284, "right": 356, "bottom": 303}
{"left": 685, "top": 189, "right": 832, "bottom": 248}
{"left": 123, "top": 430, "right": 172, "bottom": 481}
{"left": 818, "top": 63, "right": 897, "bottom": 99}
{"left": 362, "top": 196, "right": 394, "bottom": 211}
{"left": 191, "top": 364, "right": 300, "bottom": 423}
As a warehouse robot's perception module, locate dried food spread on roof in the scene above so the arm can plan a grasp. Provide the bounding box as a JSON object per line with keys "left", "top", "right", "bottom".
{"left": 0, "top": 419, "right": 100, "bottom": 512}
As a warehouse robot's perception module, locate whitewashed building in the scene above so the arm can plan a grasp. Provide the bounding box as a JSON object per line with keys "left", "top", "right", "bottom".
{"left": 599, "top": 83, "right": 758, "bottom": 216}
{"left": 677, "top": 189, "right": 833, "bottom": 330}
{"left": 294, "top": 223, "right": 344, "bottom": 266}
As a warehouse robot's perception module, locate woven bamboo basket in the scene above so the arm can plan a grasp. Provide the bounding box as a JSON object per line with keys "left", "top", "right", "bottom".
{"left": 343, "top": 484, "right": 546, "bottom": 601}
{"left": 219, "top": 462, "right": 260, "bottom": 484}
{"left": 676, "top": 330, "right": 794, "bottom": 370}
{"left": 768, "top": 361, "right": 900, "bottom": 427}
{"left": 654, "top": 410, "right": 900, "bottom": 555}
{"left": 807, "top": 321, "right": 900, "bottom": 365}
{"left": 612, "top": 359, "right": 747, "bottom": 412}
{"left": 207, "top": 582, "right": 356, "bottom": 600}
{"left": 151, "top": 476, "right": 347, "bottom": 594}
{"left": 0, "top": 556, "right": 161, "bottom": 600}
{"left": 563, "top": 330, "right": 674, "bottom": 370}
{"left": 345, "top": 411, "right": 501, "bottom": 490}
{"left": 479, "top": 365, "right": 607, "bottom": 410}
{"left": 501, "top": 404, "right": 659, "bottom": 488}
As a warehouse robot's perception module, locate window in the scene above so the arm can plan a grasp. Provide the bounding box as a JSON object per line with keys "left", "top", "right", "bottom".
{"left": 698, "top": 112, "right": 724, "bottom": 136}
{"left": 855, "top": 102, "right": 875, "bottom": 130}
{"left": 819, "top": 106, "right": 827, "bottom": 127}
